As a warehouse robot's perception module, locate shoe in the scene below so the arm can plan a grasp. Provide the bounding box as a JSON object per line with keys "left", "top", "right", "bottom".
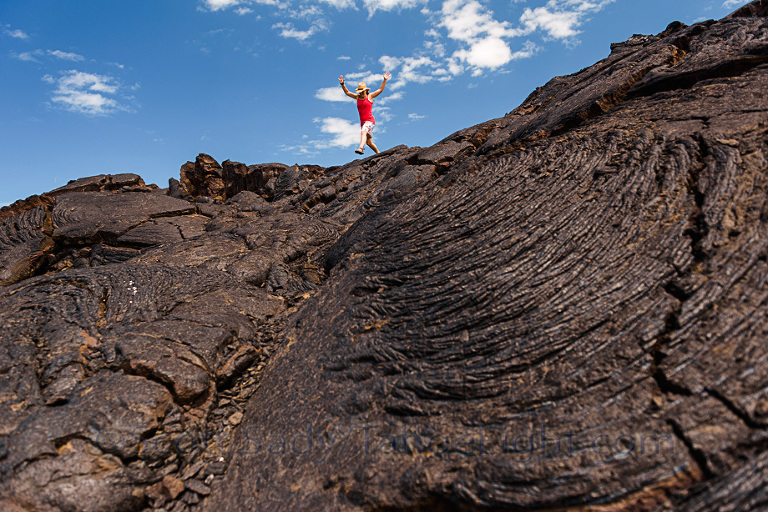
{"left": 355, "top": 148, "right": 364, "bottom": 154}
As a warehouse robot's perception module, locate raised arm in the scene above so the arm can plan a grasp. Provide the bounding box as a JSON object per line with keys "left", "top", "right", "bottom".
{"left": 339, "top": 75, "right": 358, "bottom": 99}
{"left": 368, "top": 72, "right": 391, "bottom": 99}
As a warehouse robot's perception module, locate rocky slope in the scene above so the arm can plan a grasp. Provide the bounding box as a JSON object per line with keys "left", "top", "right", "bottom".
{"left": 2, "top": 1, "right": 768, "bottom": 510}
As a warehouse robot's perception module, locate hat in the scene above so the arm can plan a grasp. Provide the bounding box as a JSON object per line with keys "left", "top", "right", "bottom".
{"left": 355, "top": 82, "right": 370, "bottom": 94}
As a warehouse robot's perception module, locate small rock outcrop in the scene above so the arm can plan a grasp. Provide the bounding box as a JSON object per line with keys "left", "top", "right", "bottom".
{"left": 2, "top": 2, "right": 768, "bottom": 511}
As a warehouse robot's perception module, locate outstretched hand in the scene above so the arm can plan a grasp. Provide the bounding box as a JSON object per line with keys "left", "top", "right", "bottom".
{"left": 339, "top": 75, "right": 345, "bottom": 85}
{"left": 383, "top": 72, "right": 391, "bottom": 81}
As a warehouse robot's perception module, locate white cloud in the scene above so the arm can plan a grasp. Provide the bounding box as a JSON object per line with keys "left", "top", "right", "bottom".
{"left": 436, "top": 0, "right": 532, "bottom": 73}
{"left": 453, "top": 36, "right": 513, "bottom": 69}
{"left": 379, "top": 55, "right": 401, "bottom": 71}
{"left": 440, "top": 0, "right": 521, "bottom": 43}
{"left": 288, "top": 4, "right": 325, "bottom": 19}
{"left": 519, "top": 6, "right": 581, "bottom": 38}
{"left": 517, "top": 0, "right": 616, "bottom": 40}
{"left": 408, "top": 113, "right": 426, "bottom": 121}
{"left": 14, "top": 48, "right": 86, "bottom": 63}
{"left": 45, "top": 70, "right": 127, "bottom": 116}
{"left": 4, "top": 27, "right": 29, "bottom": 40}
{"left": 271, "top": 4, "right": 330, "bottom": 40}
{"left": 446, "top": 58, "right": 464, "bottom": 76}
{"left": 377, "top": 91, "right": 403, "bottom": 105}
{"left": 312, "top": 116, "right": 361, "bottom": 148}
{"left": 424, "top": 39, "right": 446, "bottom": 58}
{"left": 722, "top": 0, "right": 749, "bottom": 7}
{"left": 559, "top": 0, "right": 616, "bottom": 10}
{"left": 14, "top": 50, "right": 42, "bottom": 62}
{"left": 315, "top": 86, "right": 350, "bottom": 102}
{"left": 511, "top": 40, "right": 540, "bottom": 60}
{"left": 320, "top": 0, "right": 357, "bottom": 9}
{"left": 202, "top": 0, "right": 241, "bottom": 11}
{"left": 47, "top": 50, "right": 85, "bottom": 61}
{"left": 362, "top": 0, "right": 426, "bottom": 17}
{"left": 273, "top": 22, "right": 322, "bottom": 40}
{"left": 200, "top": 0, "right": 281, "bottom": 11}
{"left": 423, "top": 0, "right": 611, "bottom": 75}
{"left": 399, "top": 56, "right": 440, "bottom": 83}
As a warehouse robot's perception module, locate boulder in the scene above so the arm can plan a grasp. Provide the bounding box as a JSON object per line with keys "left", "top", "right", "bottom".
{"left": 179, "top": 153, "right": 226, "bottom": 200}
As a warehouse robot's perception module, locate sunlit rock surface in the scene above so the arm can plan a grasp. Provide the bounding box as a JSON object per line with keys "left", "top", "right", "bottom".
{"left": 2, "top": 2, "right": 768, "bottom": 510}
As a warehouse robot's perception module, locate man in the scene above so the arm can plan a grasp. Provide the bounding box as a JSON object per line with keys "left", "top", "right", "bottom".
{"left": 339, "top": 72, "right": 391, "bottom": 155}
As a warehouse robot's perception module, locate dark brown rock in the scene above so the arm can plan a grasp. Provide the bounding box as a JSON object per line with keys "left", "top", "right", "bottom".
{"left": 179, "top": 153, "right": 226, "bottom": 200}
{"left": 49, "top": 173, "right": 145, "bottom": 194}
{"left": 184, "top": 479, "right": 211, "bottom": 496}
{"left": 208, "top": 4, "right": 768, "bottom": 511}
{"left": 146, "top": 474, "right": 185, "bottom": 502}
{"left": 221, "top": 160, "right": 288, "bottom": 200}
{"left": 216, "top": 344, "right": 259, "bottom": 386}
{"left": 1, "top": 3, "right": 768, "bottom": 512}
{"left": 52, "top": 191, "right": 193, "bottom": 242}
{"left": 0, "top": 204, "right": 50, "bottom": 285}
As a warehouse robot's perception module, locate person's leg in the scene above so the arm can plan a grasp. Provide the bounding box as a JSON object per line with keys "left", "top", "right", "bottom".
{"left": 366, "top": 133, "right": 379, "bottom": 154}
{"left": 356, "top": 130, "right": 366, "bottom": 153}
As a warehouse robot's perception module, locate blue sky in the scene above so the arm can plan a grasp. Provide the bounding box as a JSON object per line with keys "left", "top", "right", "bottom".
{"left": 1, "top": 0, "right": 751, "bottom": 205}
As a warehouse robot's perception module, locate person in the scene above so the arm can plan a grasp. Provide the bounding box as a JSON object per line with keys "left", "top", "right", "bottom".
{"left": 339, "top": 72, "right": 391, "bottom": 155}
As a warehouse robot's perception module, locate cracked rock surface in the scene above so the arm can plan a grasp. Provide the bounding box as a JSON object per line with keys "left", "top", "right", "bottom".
{"left": 2, "top": 3, "right": 768, "bottom": 511}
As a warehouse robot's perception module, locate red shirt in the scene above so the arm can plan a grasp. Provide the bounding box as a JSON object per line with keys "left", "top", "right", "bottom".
{"left": 356, "top": 96, "right": 375, "bottom": 126}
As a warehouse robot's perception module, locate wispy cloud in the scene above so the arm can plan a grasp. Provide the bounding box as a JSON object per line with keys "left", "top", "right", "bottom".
{"left": 361, "top": 0, "right": 426, "bottom": 17}
{"left": 201, "top": 0, "right": 242, "bottom": 11}
{"left": 270, "top": 3, "right": 332, "bottom": 39}
{"left": 47, "top": 50, "right": 86, "bottom": 61}
{"left": 320, "top": 0, "right": 357, "bottom": 9}
{"left": 519, "top": 0, "right": 617, "bottom": 39}
{"left": 273, "top": 22, "right": 324, "bottom": 40}
{"left": 722, "top": 0, "right": 750, "bottom": 8}
{"left": 13, "top": 49, "right": 85, "bottom": 63}
{"left": 4, "top": 27, "right": 29, "bottom": 40}
{"left": 43, "top": 70, "right": 129, "bottom": 116}
{"left": 200, "top": 0, "right": 285, "bottom": 13}
{"left": 14, "top": 51, "right": 41, "bottom": 63}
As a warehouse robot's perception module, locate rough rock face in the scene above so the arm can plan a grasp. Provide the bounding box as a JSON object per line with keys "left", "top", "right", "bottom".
{"left": 2, "top": 3, "right": 768, "bottom": 511}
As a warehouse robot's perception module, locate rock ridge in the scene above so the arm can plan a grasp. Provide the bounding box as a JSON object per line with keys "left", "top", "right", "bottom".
{"left": 1, "top": 2, "right": 768, "bottom": 511}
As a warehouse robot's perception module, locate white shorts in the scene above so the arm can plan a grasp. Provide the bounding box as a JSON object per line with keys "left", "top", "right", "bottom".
{"left": 361, "top": 121, "right": 375, "bottom": 134}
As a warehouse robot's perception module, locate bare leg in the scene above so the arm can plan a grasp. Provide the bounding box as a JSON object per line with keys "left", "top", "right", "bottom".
{"left": 366, "top": 133, "right": 379, "bottom": 154}
{"left": 357, "top": 131, "right": 366, "bottom": 152}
